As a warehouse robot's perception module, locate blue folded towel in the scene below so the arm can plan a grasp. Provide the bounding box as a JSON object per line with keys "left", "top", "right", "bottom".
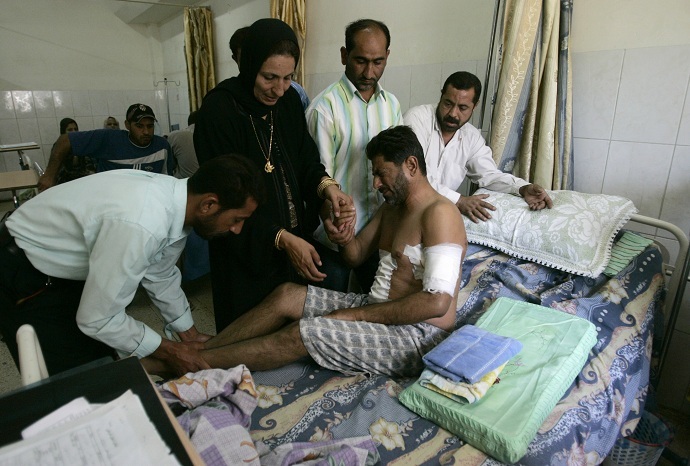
{"left": 423, "top": 324, "right": 523, "bottom": 384}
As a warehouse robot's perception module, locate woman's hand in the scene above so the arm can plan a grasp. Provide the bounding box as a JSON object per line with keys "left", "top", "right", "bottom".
{"left": 323, "top": 185, "right": 356, "bottom": 230}
{"left": 279, "top": 231, "right": 327, "bottom": 282}
{"left": 320, "top": 197, "right": 356, "bottom": 243}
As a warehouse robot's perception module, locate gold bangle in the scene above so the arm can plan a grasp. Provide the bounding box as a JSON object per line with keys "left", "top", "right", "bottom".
{"left": 316, "top": 178, "right": 330, "bottom": 197}
{"left": 317, "top": 177, "right": 341, "bottom": 199}
{"left": 274, "top": 228, "right": 286, "bottom": 250}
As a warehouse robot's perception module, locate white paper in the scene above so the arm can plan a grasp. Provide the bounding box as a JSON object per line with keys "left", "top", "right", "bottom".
{"left": 0, "top": 390, "right": 181, "bottom": 466}
{"left": 21, "top": 397, "right": 98, "bottom": 439}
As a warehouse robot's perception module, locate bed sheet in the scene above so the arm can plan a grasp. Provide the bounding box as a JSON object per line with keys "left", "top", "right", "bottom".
{"left": 173, "top": 242, "right": 665, "bottom": 465}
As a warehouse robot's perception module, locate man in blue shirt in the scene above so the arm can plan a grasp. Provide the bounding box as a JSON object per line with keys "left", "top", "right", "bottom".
{"left": 38, "top": 103, "right": 173, "bottom": 191}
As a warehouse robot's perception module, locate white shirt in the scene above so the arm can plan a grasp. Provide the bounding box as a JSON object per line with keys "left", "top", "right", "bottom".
{"left": 167, "top": 124, "right": 198, "bottom": 179}
{"left": 403, "top": 104, "right": 528, "bottom": 204}
{"left": 6, "top": 170, "right": 194, "bottom": 358}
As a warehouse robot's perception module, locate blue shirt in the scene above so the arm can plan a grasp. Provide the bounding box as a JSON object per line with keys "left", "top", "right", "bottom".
{"left": 6, "top": 170, "right": 193, "bottom": 358}
{"left": 69, "top": 129, "right": 173, "bottom": 174}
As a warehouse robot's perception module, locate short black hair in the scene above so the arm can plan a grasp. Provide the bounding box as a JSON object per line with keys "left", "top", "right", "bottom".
{"left": 366, "top": 125, "right": 426, "bottom": 176}
{"left": 345, "top": 19, "right": 390, "bottom": 52}
{"left": 187, "top": 110, "right": 199, "bottom": 126}
{"left": 229, "top": 26, "right": 250, "bottom": 60}
{"left": 188, "top": 154, "right": 266, "bottom": 210}
{"left": 442, "top": 71, "right": 482, "bottom": 104}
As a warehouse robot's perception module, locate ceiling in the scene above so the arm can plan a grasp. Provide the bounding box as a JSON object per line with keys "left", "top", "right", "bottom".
{"left": 97, "top": 0, "right": 201, "bottom": 25}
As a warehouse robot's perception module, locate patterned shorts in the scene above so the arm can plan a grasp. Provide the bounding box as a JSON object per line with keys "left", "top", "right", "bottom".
{"left": 299, "top": 286, "right": 449, "bottom": 378}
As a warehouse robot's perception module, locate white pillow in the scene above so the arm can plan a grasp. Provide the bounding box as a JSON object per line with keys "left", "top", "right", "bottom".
{"left": 463, "top": 189, "right": 637, "bottom": 277}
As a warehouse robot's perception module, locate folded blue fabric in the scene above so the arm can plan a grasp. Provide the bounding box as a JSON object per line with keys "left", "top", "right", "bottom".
{"left": 423, "top": 324, "right": 523, "bottom": 384}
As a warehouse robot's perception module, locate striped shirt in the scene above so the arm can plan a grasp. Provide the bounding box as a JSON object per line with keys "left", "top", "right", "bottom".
{"left": 306, "top": 74, "right": 402, "bottom": 249}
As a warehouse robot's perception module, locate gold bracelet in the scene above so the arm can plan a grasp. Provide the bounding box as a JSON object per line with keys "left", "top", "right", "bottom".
{"left": 316, "top": 178, "right": 331, "bottom": 198}
{"left": 317, "top": 177, "right": 341, "bottom": 199}
{"left": 274, "top": 228, "right": 286, "bottom": 250}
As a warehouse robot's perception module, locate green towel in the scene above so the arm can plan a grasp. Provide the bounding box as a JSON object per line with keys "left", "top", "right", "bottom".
{"left": 603, "top": 231, "right": 654, "bottom": 277}
{"left": 399, "top": 298, "right": 597, "bottom": 464}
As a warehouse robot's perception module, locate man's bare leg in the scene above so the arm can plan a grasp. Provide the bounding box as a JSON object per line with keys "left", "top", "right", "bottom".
{"left": 205, "top": 282, "right": 308, "bottom": 349}
{"left": 203, "top": 321, "right": 308, "bottom": 371}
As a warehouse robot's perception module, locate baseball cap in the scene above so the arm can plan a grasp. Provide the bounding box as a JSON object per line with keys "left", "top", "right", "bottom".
{"left": 126, "top": 103, "right": 157, "bottom": 123}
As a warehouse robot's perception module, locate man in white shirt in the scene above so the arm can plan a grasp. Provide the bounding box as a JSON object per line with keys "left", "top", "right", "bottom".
{"left": 0, "top": 155, "right": 263, "bottom": 376}
{"left": 306, "top": 19, "right": 403, "bottom": 292}
{"left": 404, "top": 71, "right": 552, "bottom": 223}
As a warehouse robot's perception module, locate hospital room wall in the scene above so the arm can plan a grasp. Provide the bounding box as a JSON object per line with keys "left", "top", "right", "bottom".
{"left": 0, "top": 0, "right": 170, "bottom": 175}
{"left": 569, "top": 0, "right": 690, "bottom": 413}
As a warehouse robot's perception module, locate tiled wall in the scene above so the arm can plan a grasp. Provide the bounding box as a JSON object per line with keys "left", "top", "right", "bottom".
{"left": 572, "top": 44, "right": 690, "bottom": 413}
{"left": 0, "top": 87, "right": 190, "bottom": 176}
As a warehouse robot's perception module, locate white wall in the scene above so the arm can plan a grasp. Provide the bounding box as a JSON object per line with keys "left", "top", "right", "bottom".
{"left": 0, "top": 0, "right": 170, "bottom": 177}
{"left": 158, "top": 0, "right": 496, "bottom": 122}
{"left": 303, "top": 0, "right": 495, "bottom": 114}
{"left": 570, "top": 0, "right": 690, "bottom": 413}
{"left": 0, "top": 0, "right": 163, "bottom": 90}
{"left": 158, "top": 0, "right": 269, "bottom": 129}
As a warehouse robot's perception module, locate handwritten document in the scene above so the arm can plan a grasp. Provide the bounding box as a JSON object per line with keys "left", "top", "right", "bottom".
{"left": 0, "top": 390, "right": 180, "bottom": 466}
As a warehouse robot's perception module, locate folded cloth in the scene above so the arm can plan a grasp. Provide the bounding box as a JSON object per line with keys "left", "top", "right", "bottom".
{"left": 256, "top": 436, "right": 380, "bottom": 466}
{"left": 419, "top": 363, "right": 506, "bottom": 404}
{"left": 423, "top": 324, "right": 522, "bottom": 384}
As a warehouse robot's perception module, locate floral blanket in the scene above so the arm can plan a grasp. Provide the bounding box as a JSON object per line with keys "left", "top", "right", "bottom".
{"left": 248, "top": 243, "right": 665, "bottom": 465}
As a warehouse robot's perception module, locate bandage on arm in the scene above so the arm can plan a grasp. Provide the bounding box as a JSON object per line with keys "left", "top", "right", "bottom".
{"left": 422, "top": 243, "right": 464, "bottom": 296}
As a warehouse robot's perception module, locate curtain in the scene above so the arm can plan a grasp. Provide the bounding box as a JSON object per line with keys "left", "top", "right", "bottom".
{"left": 489, "top": 0, "right": 573, "bottom": 190}
{"left": 270, "top": 0, "right": 307, "bottom": 86}
{"left": 184, "top": 7, "right": 216, "bottom": 112}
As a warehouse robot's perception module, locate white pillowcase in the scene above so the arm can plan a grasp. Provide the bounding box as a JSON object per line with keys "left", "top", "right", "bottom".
{"left": 463, "top": 189, "right": 637, "bottom": 278}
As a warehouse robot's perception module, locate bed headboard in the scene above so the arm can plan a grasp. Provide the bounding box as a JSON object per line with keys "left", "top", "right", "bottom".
{"left": 629, "top": 213, "right": 690, "bottom": 376}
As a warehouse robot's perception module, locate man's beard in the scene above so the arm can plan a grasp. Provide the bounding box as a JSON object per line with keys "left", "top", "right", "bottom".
{"left": 382, "top": 170, "right": 409, "bottom": 206}
{"left": 193, "top": 212, "right": 228, "bottom": 240}
{"left": 436, "top": 107, "right": 461, "bottom": 133}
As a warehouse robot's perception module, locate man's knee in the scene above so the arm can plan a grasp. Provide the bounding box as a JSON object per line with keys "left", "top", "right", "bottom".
{"left": 269, "top": 282, "right": 308, "bottom": 317}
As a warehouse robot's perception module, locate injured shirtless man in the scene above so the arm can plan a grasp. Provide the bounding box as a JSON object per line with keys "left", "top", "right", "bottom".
{"left": 143, "top": 125, "right": 467, "bottom": 378}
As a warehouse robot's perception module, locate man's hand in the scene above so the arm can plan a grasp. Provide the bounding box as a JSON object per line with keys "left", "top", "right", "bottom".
{"left": 280, "top": 231, "right": 327, "bottom": 282}
{"left": 146, "top": 338, "right": 211, "bottom": 377}
{"left": 519, "top": 183, "right": 553, "bottom": 211}
{"left": 320, "top": 198, "right": 356, "bottom": 233}
{"left": 178, "top": 325, "right": 212, "bottom": 343}
{"left": 322, "top": 199, "right": 355, "bottom": 246}
{"left": 36, "top": 173, "right": 56, "bottom": 192}
{"left": 322, "top": 184, "right": 356, "bottom": 229}
{"left": 456, "top": 194, "right": 496, "bottom": 223}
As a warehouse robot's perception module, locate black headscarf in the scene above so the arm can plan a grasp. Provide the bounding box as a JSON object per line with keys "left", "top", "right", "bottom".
{"left": 225, "top": 18, "right": 299, "bottom": 118}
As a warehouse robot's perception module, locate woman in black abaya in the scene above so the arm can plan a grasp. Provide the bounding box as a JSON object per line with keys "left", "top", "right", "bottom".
{"left": 194, "top": 18, "right": 354, "bottom": 331}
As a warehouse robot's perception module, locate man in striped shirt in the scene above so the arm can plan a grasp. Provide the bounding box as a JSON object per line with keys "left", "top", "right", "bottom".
{"left": 306, "top": 18, "right": 402, "bottom": 293}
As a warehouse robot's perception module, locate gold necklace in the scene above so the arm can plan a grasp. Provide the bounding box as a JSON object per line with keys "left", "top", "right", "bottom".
{"left": 250, "top": 112, "right": 274, "bottom": 173}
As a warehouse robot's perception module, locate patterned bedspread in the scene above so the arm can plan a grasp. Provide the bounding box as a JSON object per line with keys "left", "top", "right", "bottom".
{"left": 247, "top": 243, "right": 665, "bottom": 465}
